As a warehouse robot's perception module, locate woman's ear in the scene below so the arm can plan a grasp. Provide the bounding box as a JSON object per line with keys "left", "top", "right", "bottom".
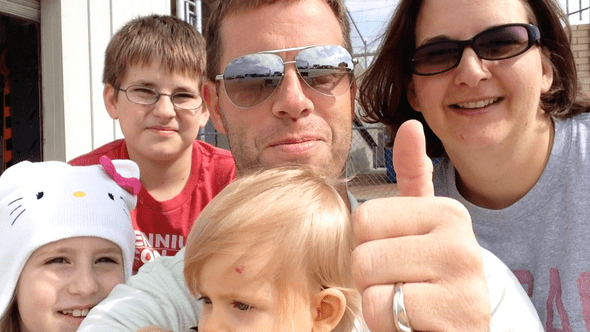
{"left": 539, "top": 47, "right": 554, "bottom": 94}
{"left": 406, "top": 80, "right": 422, "bottom": 112}
{"left": 312, "top": 288, "right": 347, "bottom": 332}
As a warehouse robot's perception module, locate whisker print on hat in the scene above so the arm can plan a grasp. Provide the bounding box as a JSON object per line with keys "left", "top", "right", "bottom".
{"left": 8, "top": 197, "right": 24, "bottom": 225}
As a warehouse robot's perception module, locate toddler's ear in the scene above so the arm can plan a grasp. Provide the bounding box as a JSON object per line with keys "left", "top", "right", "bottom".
{"left": 312, "top": 288, "right": 346, "bottom": 332}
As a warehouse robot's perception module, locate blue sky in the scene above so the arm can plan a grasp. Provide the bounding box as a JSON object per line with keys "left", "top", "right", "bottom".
{"left": 345, "top": 0, "right": 589, "bottom": 56}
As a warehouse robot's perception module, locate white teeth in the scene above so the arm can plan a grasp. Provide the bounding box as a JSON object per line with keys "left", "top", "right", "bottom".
{"left": 456, "top": 98, "right": 498, "bottom": 109}
{"left": 60, "top": 308, "right": 90, "bottom": 317}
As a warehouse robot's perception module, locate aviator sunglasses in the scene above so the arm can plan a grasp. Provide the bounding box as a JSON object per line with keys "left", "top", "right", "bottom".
{"left": 215, "top": 45, "right": 357, "bottom": 108}
{"left": 411, "top": 23, "right": 541, "bottom": 76}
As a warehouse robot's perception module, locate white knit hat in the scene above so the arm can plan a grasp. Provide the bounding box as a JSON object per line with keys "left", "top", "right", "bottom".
{"left": 0, "top": 156, "right": 140, "bottom": 318}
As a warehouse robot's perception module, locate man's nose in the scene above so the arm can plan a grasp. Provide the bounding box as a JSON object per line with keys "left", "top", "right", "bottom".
{"left": 270, "top": 65, "right": 313, "bottom": 119}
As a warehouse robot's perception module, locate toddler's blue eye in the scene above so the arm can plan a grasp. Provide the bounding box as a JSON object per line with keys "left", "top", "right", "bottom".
{"left": 108, "top": 193, "right": 114, "bottom": 200}
{"left": 36, "top": 192, "right": 44, "bottom": 199}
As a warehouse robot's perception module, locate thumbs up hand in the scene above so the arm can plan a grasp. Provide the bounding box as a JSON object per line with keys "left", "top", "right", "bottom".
{"left": 351, "top": 120, "right": 490, "bottom": 331}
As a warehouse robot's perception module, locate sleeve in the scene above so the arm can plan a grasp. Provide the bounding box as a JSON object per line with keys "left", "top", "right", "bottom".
{"left": 484, "top": 248, "right": 544, "bottom": 331}
{"left": 77, "top": 248, "right": 200, "bottom": 332}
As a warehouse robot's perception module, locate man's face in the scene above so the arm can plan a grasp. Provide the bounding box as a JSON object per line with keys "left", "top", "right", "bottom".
{"left": 204, "top": 0, "right": 356, "bottom": 177}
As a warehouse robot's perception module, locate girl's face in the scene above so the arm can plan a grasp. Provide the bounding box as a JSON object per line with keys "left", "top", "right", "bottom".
{"left": 408, "top": 0, "right": 554, "bottom": 155}
{"left": 16, "top": 237, "right": 124, "bottom": 332}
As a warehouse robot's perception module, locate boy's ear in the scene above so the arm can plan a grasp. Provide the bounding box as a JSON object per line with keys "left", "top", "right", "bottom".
{"left": 203, "top": 80, "right": 227, "bottom": 135}
{"left": 312, "top": 288, "right": 347, "bottom": 332}
{"left": 196, "top": 104, "right": 210, "bottom": 128}
{"left": 103, "top": 84, "right": 120, "bottom": 120}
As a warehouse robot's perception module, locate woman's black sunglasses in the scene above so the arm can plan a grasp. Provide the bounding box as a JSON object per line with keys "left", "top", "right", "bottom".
{"left": 411, "top": 23, "right": 541, "bottom": 76}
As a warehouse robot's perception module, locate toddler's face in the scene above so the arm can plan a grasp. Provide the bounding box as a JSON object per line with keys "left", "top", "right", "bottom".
{"left": 196, "top": 250, "right": 315, "bottom": 332}
{"left": 16, "top": 236, "right": 124, "bottom": 332}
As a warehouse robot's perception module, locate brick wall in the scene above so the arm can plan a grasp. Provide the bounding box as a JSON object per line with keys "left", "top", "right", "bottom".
{"left": 571, "top": 24, "right": 590, "bottom": 95}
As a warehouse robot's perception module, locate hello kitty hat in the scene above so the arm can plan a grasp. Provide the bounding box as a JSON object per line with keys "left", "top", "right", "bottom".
{"left": 0, "top": 156, "right": 140, "bottom": 318}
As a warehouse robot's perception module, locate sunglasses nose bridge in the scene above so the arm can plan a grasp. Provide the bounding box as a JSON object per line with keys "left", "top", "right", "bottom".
{"left": 450, "top": 38, "right": 482, "bottom": 70}
{"left": 282, "top": 60, "right": 298, "bottom": 75}
{"left": 276, "top": 61, "right": 309, "bottom": 97}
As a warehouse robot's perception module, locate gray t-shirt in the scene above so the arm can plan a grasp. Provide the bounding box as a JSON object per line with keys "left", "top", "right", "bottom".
{"left": 434, "top": 112, "right": 590, "bottom": 330}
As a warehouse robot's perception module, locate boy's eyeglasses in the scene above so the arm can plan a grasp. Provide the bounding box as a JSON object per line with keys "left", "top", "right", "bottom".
{"left": 118, "top": 86, "right": 203, "bottom": 112}
{"left": 215, "top": 45, "right": 357, "bottom": 108}
{"left": 410, "top": 23, "right": 541, "bottom": 76}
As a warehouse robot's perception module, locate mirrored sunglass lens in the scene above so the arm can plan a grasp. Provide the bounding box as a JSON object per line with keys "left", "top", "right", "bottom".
{"left": 223, "top": 54, "right": 283, "bottom": 107}
{"left": 296, "top": 45, "right": 354, "bottom": 96}
{"left": 412, "top": 42, "right": 462, "bottom": 75}
{"left": 475, "top": 25, "right": 530, "bottom": 59}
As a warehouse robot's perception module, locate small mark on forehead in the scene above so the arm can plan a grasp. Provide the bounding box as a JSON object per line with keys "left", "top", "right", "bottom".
{"left": 235, "top": 265, "right": 245, "bottom": 274}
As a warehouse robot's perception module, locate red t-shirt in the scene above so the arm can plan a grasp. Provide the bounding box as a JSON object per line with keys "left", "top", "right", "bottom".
{"left": 69, "top": 140, "right": 236, "bottom": 272}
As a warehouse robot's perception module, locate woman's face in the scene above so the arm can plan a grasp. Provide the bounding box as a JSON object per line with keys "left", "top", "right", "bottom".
{"left": 407, "top": 0, "right": 553, "bottom": 155}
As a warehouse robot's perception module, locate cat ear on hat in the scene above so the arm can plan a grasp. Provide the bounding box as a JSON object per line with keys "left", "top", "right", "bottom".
{"left": 0, "top": 161, "right": 35, "bottom": 201}
{"left": 99, "top": 156, "right": 141, "bottom": 195}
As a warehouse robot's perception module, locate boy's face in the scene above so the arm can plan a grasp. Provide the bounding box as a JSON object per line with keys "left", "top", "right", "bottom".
{"left": 196, "top": 250, "right": 316, "bottom": 332}
{"left": 16, "top": 237, "right": 124, "bottom": 332}
{"left": 104, "top": 60, "right": 209, "bottom": 163}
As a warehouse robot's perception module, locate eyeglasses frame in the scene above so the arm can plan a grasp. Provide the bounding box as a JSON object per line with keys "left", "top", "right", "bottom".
{"left": 117, "top": 85, "right": 203, "bottom": 112}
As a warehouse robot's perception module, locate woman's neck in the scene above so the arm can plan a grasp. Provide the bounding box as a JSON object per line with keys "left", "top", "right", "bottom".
{"left": 449, "top": 116, "right": 554, "bottom": 210}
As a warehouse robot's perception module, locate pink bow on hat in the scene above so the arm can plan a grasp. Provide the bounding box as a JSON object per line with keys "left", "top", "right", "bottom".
{"left": 99, "top": 156, "right": 141, "bottom": 195}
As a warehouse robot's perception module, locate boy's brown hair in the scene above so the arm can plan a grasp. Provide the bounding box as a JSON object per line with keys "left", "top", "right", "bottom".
{"left": 103, "top": 14, "right": 206, "bottom": 92}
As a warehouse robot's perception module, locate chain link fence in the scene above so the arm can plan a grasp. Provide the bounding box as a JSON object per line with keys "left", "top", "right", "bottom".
{"left": 346, "top": 121, "right": 398, "bottom": 202}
